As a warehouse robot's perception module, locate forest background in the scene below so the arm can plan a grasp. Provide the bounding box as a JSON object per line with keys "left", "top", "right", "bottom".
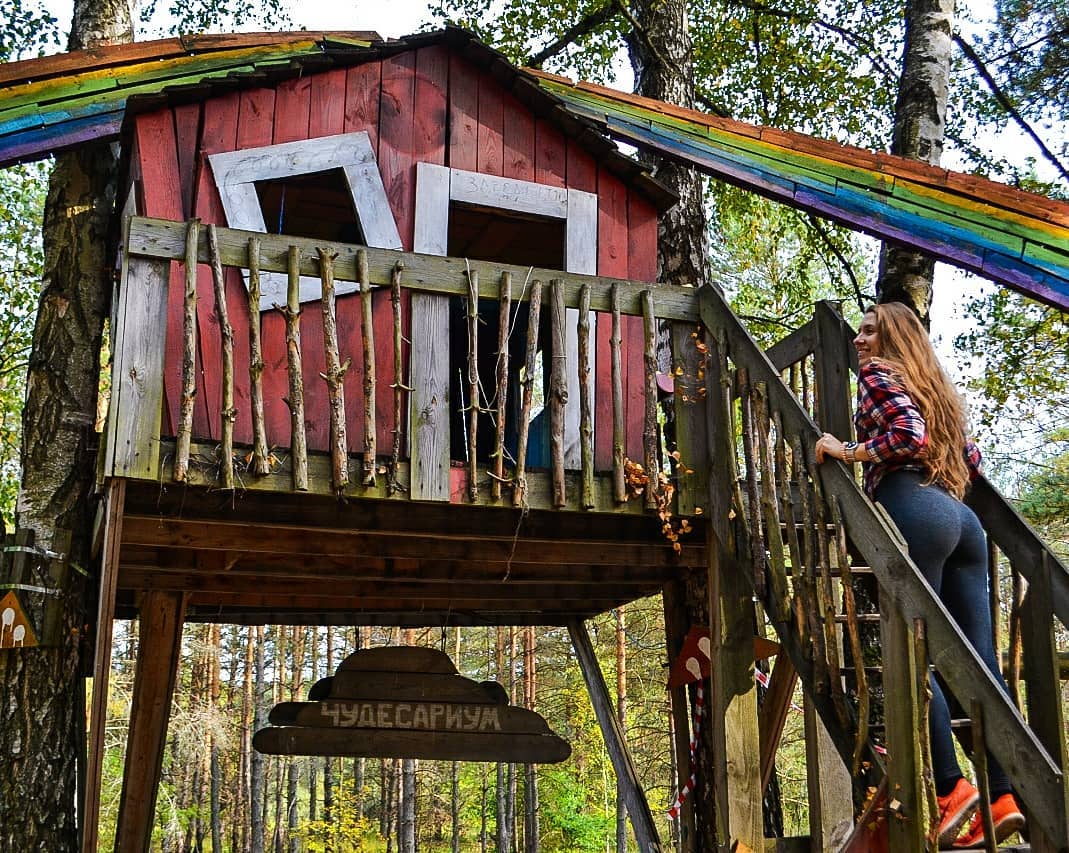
{"left": 0, "top": 0, "right": 1066, "bottom": 849}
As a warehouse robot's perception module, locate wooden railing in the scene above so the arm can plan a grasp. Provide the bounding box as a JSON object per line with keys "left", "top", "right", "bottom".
{"left": 723, "top": 296, "right": 1069, "bottom": 849}
{"left": 107, "top": 216, "right": 703, "bottom": 514}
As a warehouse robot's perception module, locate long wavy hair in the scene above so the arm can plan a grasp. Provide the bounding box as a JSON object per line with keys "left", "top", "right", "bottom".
{"left": 866, "top": 302, "right": 972, "bottom": 498}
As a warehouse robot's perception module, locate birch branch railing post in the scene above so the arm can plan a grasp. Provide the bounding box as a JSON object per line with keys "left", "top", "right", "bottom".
{"left": 513, "top": 279, "right": 542, "bottom": 509}
{"left": 358, "top": 249, "right": 376, "bottom": 488}
{"left": 578, "top": 283, "right": 594, "bottom": 509}
{"left": 318, "top": 247, "right": 350, "bottom": 495}
{"left": 280, "top": 245, "right": 308, "bottom": 492}
{"left": 466, "top": 269, "right": 479, "bottom": 502}
{"left": 611, "top": 284, "right": 626, "bottom": 504}
{"left": 246, "top": 236, "right": 270, "bottom": 476}
{"left": 492, "top": 271, "right": 511, "bottom": 502}
{"left": 549, "top": 279, "right": 567, "bottom": 509}
{"left": 207, "top": 224, "right": 235, "bottom": 491}
{"left": 389, "top": 261, "right": 406, "bottom": 494}
{"left": 174, "top": 218, "right": 199, "bottom": 482}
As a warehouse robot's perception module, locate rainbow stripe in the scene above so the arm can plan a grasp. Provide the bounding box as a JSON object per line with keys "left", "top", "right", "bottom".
{"left": 533, "top": 73, "right": 1069, "bottom": 311}
{"left": 0, "top": 31, "right": 1065, "bottom": 309}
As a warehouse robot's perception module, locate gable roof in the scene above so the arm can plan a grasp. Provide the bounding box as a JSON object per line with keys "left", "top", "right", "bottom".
{"left": 0, "top": 27, "right": 1066, "bottom": 310}
{"left": 0, "top": 28, "right": 676, "bottom": 209}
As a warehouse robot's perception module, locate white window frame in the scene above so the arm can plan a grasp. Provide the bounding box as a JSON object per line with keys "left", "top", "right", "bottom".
{"left": 209, "top": 131, "right": 402, "bottom": 309}
{"left": 413, "top": 163, "right": 597, "bottom": 468}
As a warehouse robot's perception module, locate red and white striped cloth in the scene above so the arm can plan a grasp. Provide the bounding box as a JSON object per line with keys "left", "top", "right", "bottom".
{"left": 667, "top": 684, "right": 704, "bottom": 819}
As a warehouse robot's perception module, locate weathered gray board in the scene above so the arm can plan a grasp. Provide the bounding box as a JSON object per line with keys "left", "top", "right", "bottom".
{"left": 254, "top": 645, "right": 570, "bottom": 763}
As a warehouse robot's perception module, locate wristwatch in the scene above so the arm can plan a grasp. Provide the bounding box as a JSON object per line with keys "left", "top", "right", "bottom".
{"left": 844, "top": 441, "right": 858, "bottom": 463}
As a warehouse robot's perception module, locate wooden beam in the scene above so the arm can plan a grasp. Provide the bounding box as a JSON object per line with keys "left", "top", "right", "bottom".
{"left": 115, "top": 589, "right": 187, "bottom": 853}
{"left": 125, "top": 216, "right": 702, "bottom": 322}
{"left": 119, "top": 515, "right": 697, "bottom": 568}
{"left": 764, "top": 320, "right": 815, "bottom": 373}
{"left": 569, "top": 620, "right": 663, "bottom": 853}
{"left": 119, "top": 549, "right": 674, "bottom": 586}
{"left": 116, "top": 568, "right": 656, "bottom": 602}
{"left": 81, "top": 479, "right": 126, "bottom": 853}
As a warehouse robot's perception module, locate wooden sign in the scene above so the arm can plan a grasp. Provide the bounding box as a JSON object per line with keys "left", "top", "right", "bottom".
{"left": 0, "top": 529, "right": 70, "bottom": 649}
{"left": 0, "top": 591, "right": 38, "bottom": 648}
{"left": 254, "top": 646, "right": 570, "bottom": 763}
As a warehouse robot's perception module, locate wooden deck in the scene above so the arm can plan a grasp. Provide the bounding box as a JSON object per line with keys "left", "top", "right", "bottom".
{"left": 112, "top": 479, "right": 703, "bottom": 625}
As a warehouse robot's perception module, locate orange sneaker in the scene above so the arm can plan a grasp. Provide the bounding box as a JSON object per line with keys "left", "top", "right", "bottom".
{"left": 952, "top": 793, "right": 1025, "bottom": 848}
{"left": 937, "top": 778, "right": 979, "bottom": 847}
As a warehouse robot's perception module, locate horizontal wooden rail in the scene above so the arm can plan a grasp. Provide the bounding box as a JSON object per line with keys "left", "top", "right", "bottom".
{"left": 699, "top": 285, "right": 1067, "bottom": 846}
{"left": 126, "top": 216, "right": 701, "bottom": 322}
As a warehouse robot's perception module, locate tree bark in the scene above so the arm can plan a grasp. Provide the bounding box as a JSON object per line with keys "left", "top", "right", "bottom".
{"left": 0, "top": 0, "right": 131, "bottom": 847}
{"left": 624, "top": 2, "right": 715, "bottom": 849}
{"left": 615, "top": 607, "right": 628, "bottom": 853}
{"left": 251, "top": 625, "right": 266, "bottom": 853}
{"left": 877, "top": 0, "right": 955, "bottom": 321}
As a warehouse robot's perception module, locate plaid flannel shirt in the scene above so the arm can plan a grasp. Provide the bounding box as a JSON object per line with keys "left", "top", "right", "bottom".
{"left": 854, "top": 359, "right": 982, "bottom": 498}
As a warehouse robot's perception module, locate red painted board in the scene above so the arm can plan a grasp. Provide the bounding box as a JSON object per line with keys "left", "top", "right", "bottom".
{"left": 343, "top": 61, "right": 382, "bottom": 149}
{"left": 234, "top": 87, "right": 289, "bottom": 453}
{"left": 300, "top": 295, "right": 329, "bottom": 453}
{"left": 534, "top": 118, "right": 566, "bottom": 188}
{"left": 376, "top": 51, "right": 417, "bottom": 450}
{"left": 236, "top": 87, "right": 276, "bottom": 152}
{"left": 309, "top": 68, "right": 346, "bottom": 138}
{"left": 273, "top": 76, "right": 311, "bottom": 144}
{"left": 135, "top": 110, "right": 185, "bottom": 439}
{"left": 503, "top": 91, "right": 534, "bottom": 182}
{"left": 448, "top": 53, "right": 478, "bottom": 172}
{"left": 595, "top": 169, "right": 629, "bottom": 470}
{"left": 477, "top": 70, "right": 504, "bottom": 177}
{"left": 191, "top": 92, "right": 241, "bottom": 443}
{"left": 173, "top": 103, "right": 201, "bottom": 219}
{"left": 565, "top": 143, "right": 596, "bottom": 194}
{"left": 414, "top": 46, "right": 449, "bottom": 165}
{"left": 626, "top": 192, "right": 658, "bottom": 461}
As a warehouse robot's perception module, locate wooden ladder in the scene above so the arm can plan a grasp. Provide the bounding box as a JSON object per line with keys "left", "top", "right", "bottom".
{"left": 698, "top": 292, "right": 1069, "bottom": 851}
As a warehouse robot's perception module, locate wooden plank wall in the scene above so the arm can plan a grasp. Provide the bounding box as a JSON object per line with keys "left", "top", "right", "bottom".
{"left": 133, "top": 49, "right": 656, "bottom": 470}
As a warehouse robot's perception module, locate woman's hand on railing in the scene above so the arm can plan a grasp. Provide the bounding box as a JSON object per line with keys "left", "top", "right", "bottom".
{"left": 815, "top": 432, "right": 846, "bottom": 463}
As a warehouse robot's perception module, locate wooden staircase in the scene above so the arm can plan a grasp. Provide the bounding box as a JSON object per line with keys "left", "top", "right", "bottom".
{"left": 699, "top": 293, "right": 1068, "bottom": 851}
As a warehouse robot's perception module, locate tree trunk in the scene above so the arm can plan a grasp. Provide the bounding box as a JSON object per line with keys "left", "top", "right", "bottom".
{"left": 0, "top": 0, "right": 131, "bottom": 847}
{"left": 522, "top": 626, "right": 539, "bottom": 853}
{"left": 210, "top": 625, "right": 223, "bottom": 853}
{"left": 251, "top": 626, "right": 266, "bottom": 853}
{"left": 615, "top": 607, "right": 628, "bottom": 853}
{"left": 878, "top": 0, "right": 955, "bottom": 321}
{"left": 323, "top": 626, "right": 334, "bottom": 828}
{"left": 625, "top": 2, "right": 714, "bottom": 849}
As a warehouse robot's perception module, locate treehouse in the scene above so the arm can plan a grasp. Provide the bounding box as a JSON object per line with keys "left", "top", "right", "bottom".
{"left": 2, "top": 26, "right": 1069, "bottom": 853}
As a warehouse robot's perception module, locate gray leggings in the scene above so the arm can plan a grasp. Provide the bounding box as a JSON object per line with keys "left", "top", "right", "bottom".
{"left": 874, "top": 470, "right": 1012, "bottom": 797}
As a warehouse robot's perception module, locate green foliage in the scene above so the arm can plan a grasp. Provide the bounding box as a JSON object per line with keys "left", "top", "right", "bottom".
{"left": 298, "top": 782, "right": 379, "bottom": 851}
{"left": 0, "top": 0, "right": 59, "bottom": 60}
{"left": 956, "top": 288, "right": 1069, "bottom": 439}
{"left": 987, "top": 0, "right": 1069, "bottom": 123}
{"left": 0, "top": 163, "right": 47, "bottom": 528}
{"left": 538, "top": 766, "right": 616, "bottom": 851}
{"left": 137, "top": 0, "right": 291, "bottom": 38}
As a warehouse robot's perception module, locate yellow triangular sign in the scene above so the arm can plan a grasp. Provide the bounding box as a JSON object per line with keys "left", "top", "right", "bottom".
{"left": 0, "top": 591, "right": 39, "bottom": 648}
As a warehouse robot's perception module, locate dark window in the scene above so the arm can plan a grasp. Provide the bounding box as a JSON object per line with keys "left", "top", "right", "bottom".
{"left": 256, "top": 169, "right": 362, "bottom": 243}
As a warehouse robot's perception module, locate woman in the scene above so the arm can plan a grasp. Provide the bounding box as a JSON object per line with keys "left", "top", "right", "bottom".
{"left": 814, "top": 302, "right": 1024, "bottom": 848}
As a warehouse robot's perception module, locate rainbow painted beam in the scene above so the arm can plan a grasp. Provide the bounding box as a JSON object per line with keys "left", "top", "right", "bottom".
{"left": 0, "top": 30, "right": 1065, "bottom": 310}
{"left": 530, "top": 72, "right": 1069, "bottom": 311}
{"left": 0, "top": 33, "right": 375, "bottom": 169}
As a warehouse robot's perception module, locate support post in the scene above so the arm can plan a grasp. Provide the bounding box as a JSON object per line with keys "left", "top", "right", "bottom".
{"left": 663, "top": 580, "right": 697, "bottom": 853}
{"left": 1020, "top": 554, "right": 1069, "bottom": 852}
{"left": 568, "top": 620, "right": 662, "bottom": 853}
{"left": 879, "top": 602, "right": 928, "bottom": 851}
{"left": 82, "top": 479, "right": 126, "bottom": 853}
{"left": 115, "top": 590, "right": 188, "bottom": 853}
